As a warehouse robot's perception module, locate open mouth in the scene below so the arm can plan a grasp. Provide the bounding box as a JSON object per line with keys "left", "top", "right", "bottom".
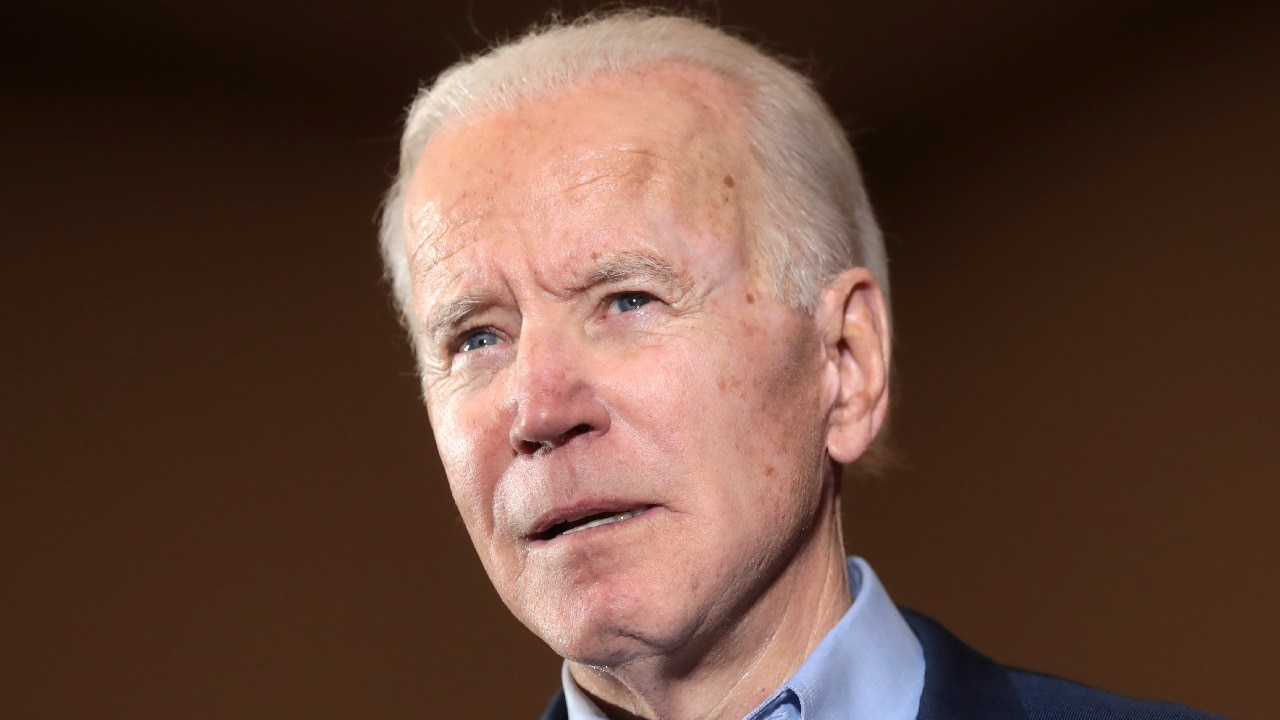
{"left": 536, "top": 507, "right": 651, "bottom": 541}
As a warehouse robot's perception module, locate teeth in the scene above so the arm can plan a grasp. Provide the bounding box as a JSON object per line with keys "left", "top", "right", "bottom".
{"left": 559, "top": 509, "right": 644, "bottom": 537}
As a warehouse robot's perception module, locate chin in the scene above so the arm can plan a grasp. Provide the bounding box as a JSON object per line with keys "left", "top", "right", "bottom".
{"left": 525, "top": 583, "right": 694, "bottom": 667}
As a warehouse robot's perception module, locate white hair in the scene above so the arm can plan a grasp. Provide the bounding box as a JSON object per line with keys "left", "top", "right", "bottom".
{"left": 379, "top": 8, "right": 888, "bottom": 336}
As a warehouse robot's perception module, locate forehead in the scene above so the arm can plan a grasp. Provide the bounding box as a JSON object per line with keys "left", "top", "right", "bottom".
{"left": 402, "top": 64, "right": 754, "bottom": 271}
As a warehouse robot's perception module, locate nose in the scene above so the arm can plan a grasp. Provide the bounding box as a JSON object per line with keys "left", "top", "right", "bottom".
{"left": 507, "top": 324, "right": 610, "bottom": 455}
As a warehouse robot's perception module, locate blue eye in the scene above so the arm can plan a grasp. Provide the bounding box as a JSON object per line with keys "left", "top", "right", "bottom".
{"left": 610, "top": 292, "right": 653, "bottom": 314}
{"left": 459, "top": 329, "right": 501, "bottom": 353}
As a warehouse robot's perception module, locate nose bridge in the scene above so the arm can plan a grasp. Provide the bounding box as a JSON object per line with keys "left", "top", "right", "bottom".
{"left": 512, "top": 319, "right": 576, "bottom": 407}
{"left": 507, "top": 313, "right": 606, "bottom": 453}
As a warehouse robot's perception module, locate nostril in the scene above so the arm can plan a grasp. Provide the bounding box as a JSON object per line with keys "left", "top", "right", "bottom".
{"left": 515, "top": 439, "right": 546, "bottom": 456}
{"left": 515, "top": 423, "right": 594, "bottom": 456}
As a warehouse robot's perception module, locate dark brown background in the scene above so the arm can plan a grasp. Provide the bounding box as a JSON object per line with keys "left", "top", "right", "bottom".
{"left": 3, "top": 1, "right": 1277, "bottom": 718}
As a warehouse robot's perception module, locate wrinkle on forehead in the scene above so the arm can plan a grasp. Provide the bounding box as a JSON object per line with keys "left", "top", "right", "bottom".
{"left": 402, "top": 62, "right": 758, "bottom": 327}
{"left": 551, "top": 145, "right": 661, "bottom": 199}
{"left": 405, "top": 199, "right": 487, "bottom": 276}
{"left": 405, "top": 144, "right": 680, "bottom": 292}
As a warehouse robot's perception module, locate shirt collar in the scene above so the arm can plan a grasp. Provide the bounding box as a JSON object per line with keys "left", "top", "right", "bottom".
{"left": 561, "top": 556, "right": 925, "bottom": 720}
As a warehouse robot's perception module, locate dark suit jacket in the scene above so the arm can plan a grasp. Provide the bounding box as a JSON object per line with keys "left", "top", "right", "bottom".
{"left": 539, "top": 609, "right": 1226, "bottom": 719}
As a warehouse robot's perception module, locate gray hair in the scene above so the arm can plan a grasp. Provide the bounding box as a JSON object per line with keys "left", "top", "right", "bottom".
{"left": 379, "top": 9, "right": 888, "bottom": 338}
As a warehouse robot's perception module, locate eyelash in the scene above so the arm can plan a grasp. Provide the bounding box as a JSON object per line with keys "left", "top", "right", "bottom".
{"left": 454, "top": 327, "right": 503, "bottom": 354}
{"left": 607, "top": 291, "right": 656, "bottom": 314}
{"left": 448, "top": 291, "right": 660, "bottom": 357}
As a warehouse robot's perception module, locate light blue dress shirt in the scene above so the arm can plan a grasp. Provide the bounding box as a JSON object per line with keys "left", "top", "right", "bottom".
{"left": 561, "top": 557, "right": 925, "bottom": 720}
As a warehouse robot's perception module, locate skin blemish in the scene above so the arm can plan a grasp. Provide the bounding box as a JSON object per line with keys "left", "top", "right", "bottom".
{"left": 745, "top": 293, "right": 755, "bottom": 304}
{"left": 764, "top": 465, "right": 775, "bottom": 477}
{"left": 723, "top": 174, "right": 735, "bottom": 188}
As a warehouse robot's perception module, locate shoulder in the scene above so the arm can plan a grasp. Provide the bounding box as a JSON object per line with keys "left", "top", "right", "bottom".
{"left": 901, "top": 609, "right": 1229, "bottom": 720}
{"left": 1007, "top": 668, "right": 1228, "bottom": 720}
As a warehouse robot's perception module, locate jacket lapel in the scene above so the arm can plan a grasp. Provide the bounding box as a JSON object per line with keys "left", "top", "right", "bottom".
{"left": 539, "top": 690, "right": 568, "bottom": 720}
{"left": 902, "top": 609, "right": 1029, "bottom": 720}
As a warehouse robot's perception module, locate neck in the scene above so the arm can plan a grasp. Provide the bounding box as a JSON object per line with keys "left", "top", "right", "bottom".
{"left": 569, "top": 497, "right": 852, "bottom": 720}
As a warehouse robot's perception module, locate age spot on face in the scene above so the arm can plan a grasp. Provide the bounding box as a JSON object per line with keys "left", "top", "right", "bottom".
{"left": 745, "top": 293, "right": 755, "bottom": 304}
{"left": 723, "top": 174, "right": 735, "bottom": 188}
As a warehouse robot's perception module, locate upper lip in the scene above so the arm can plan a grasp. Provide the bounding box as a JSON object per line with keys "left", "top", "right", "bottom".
{"left": 527, "top": 500, "right": 656, "bottom": 541}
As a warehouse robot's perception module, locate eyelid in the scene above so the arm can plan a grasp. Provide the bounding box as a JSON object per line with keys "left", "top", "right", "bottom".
{"left": 600, "top": 289, "right": 664, "bottom": 320}
{"left": 451, "top": 325, "right": 505, "bottom": 355}
{"left": 608, "top": 289, "right": 654, "bottom": 305}
{"left": 425, "top": 296, "right": 487, "bottom": 350}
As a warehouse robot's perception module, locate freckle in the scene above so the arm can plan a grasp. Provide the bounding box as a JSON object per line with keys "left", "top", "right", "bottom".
{"left": 723, "top": 174, "right": 735, "bottom": 188}
{"left": 591, "top": 252, "right": 600, "bottom": 260}
{"left": 717, "top": 379, "right": 727, "bottom": 391}
{"left": 764, "top": 465, "right": 775, "bottom": 477}
{"left": 745, "top": 293, "right": 755, "bottom": 304}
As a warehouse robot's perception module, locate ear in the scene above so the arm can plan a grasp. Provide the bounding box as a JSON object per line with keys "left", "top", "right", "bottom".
{"left": 817, "top": 268, "right": 892, "bottom": 465}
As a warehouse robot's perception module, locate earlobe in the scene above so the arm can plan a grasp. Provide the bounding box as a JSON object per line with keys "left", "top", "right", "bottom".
{"left": 819, "top": 268, "right": 891, "bottom": 465}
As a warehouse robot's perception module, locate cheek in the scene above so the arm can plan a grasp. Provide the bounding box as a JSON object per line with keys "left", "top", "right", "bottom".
{"left": 615, "top": 324, "right": 804, "bottom": 469}
{"left": 713, "top": 321, "right": 829, "bottom": 483}
{"left": 430, "top": 394, "right": 508, "bottom": 532}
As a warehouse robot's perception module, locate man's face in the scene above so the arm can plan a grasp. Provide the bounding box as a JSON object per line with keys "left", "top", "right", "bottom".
{"left": 403, "top": 67, "right": 840, "bottom": 665}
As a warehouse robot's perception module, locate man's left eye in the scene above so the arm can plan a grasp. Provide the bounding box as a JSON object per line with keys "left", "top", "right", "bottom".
{"left": 609, "top": 292, "right": 653, "bottom": 314}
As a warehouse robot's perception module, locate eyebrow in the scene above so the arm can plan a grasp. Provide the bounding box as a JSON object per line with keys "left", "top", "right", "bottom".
{"left": 422, "top": 251, "right": 691, "bottom": 349}
{"left": 576, "top": 252, "right": 690, "bottom": 293}
{"left": 423, "top": 293, "right": 492, "bottom": 351}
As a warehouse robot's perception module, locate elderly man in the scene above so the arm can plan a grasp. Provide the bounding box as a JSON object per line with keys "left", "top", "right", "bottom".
{"left": 379, "top": 11, "right": 1221, "bottom": 720}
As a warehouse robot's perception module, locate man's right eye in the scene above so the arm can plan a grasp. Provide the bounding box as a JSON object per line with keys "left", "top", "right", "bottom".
{"left": 458, "top": 329, "right": 501, "bottom": 353}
